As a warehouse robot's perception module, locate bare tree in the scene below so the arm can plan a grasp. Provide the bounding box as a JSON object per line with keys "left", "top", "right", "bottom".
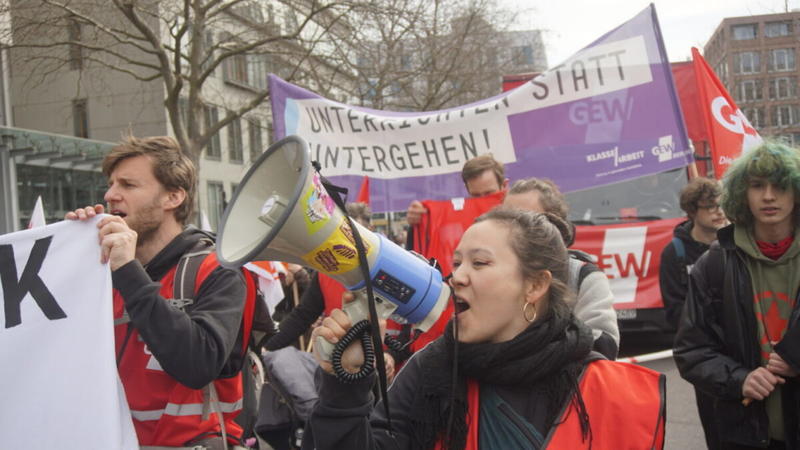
{"left": 4, "top": 0, "right": 361, "bottom": 167}
{"left": 3, "top": 0, "right": 537, "bottom": 168}
{"left": 325, "top": 0, "right": 525, "bottom": 111}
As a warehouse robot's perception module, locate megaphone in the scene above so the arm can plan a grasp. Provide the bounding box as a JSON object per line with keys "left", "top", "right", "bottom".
{"left": 217, "top": 135, "right": 450, "bottom": 361}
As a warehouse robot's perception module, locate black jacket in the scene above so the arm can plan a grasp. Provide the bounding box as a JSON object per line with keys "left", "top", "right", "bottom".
{"left": 265, "top": 273, "right": 324, "bottom": 351}
{"left": 658, "top": 220, "right": 710, "bottom": 329}
{"left": 673, "top": 224, "right": 800, "bottom": 448}
{"left": 301, "top": 340, "right": 561, "bottom": 450}
{"left": 113, "top": 227, "right": 247, "bottom": 389}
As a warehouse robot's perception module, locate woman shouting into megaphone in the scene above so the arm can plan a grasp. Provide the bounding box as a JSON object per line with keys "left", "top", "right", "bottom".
{"left": 305, "top": 209, "right": 667, "bottom": 449}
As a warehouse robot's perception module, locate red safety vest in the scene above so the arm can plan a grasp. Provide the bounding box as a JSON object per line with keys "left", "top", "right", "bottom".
{"left": 114, "top": 252, "right": 254, "bottom": 446}
{"left": 443, "top": 360, "right": 666, "bottom": 449}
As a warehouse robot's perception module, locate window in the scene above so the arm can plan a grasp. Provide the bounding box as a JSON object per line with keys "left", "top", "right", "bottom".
{"left": 245, "top": 54, "right": 268, "bottom": 90}
{"left": 68, "top": 17, "right": 83, "bottom": 70}
{"left": 221, "top": 40, "right": 268, "bottom": 90}
{"left": 732, "top": 24, "right": 757, "bottom": 40}
{"left": 769, "top": 77, "right": 795, "bottom": 100}
{"left": 248, "top": 118, "right": 262, "bottom": 163}
{"left": 765, "top": 21, "right": 791, "bottom": 38}
{"left": 738, "top": 80, "right": 763, "bottom": 103}
{"left": 743, "top": 107, "right": 765, "bottom": 128}
{"left": 769, "top": 48, "right": 796, "bottom": 72}
{"left": 512, "top": 45, "right": 534, "bottom": 66}
{"left": 203, "top": 105, "right": 221, "bottom": 159}
{"left": 715, "top": 61, "right": 728, "bottom": 81}
{"left": 207, "top": 181, "right": 225, "bottom": 231}
{"left": 225, "top": 53, "right": 248, "bottom": 85}
{"left": 72, "top": 99, "right": 89, "bottom": 138}
{"left": 734, "top": 51, "right": 760, "bottom": 74}
{"left": 771, "top": 105, "right": 799, "bottom": 127}
{"left": 227, "top": 117, "right": 243, "bottom": 163}
{"left": 234, "top": 1, "right": 264, "bottom": 22}
{"left": 16, "top": 165, "right": 107, "bottom": 229}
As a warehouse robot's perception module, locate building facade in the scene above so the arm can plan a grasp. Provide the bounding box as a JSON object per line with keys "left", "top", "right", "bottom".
{"left": 3, "top": 0, "right": 349, "bottom": 232}
{"left": 705, "top": 11, "right": 800, "bottom": 144}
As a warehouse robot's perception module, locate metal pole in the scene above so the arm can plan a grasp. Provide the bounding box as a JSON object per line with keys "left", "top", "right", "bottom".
{"left": 0, "top": 140, "right": 19, "bottom": 234}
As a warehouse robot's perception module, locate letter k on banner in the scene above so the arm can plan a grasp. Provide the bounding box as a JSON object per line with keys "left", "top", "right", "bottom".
{"left": 0, "top": 217, "right": 138, "bottom": 449}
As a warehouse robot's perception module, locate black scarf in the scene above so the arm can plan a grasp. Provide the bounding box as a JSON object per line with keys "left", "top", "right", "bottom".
{"left": 410, "top": 304, "right": 594, "bottom": 449}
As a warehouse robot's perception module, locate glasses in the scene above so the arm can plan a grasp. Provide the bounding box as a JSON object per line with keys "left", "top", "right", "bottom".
{"left": 698, "top": 203, "right": 722, "bottom": 213}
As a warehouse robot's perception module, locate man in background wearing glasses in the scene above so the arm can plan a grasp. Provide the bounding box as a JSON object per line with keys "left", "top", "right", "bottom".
{"left": 659, "top": 175, "right": 726, "bottom": 449}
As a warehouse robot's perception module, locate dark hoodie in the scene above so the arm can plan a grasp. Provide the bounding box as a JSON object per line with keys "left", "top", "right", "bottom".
{"left": 113, "top": 227, "right": 247, "bottom": 389}
{"left": 659, "top": 219, "right": 711, "bottom": 329}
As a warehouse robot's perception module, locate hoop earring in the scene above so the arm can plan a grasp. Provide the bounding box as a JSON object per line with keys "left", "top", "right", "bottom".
{"left": 523, "top": 302, "right": 537, "bottom": 323}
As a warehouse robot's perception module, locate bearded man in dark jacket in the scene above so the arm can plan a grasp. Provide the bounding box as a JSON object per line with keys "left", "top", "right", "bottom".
{"left": 674, "top": 142, "right": 800, "bottom": 450}
{"left": 67, "top": 136, "right": 250, "bottom": 448}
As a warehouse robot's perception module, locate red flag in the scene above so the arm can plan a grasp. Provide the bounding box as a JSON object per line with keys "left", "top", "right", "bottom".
{"left": 692, "top": 47, "right": 762, "bottom": 178}
{"left": 670, "top": 61, "right": 708, "bottom": 143}
{"left": 356, "top": 176, "right": 370, "bottom": 205}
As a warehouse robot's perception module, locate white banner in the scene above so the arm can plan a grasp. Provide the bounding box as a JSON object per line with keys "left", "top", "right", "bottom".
{"left": 0, "top": 217, "right": 138, "bottom": 449}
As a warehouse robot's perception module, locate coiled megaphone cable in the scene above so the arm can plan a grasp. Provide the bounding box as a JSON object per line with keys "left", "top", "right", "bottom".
{"left": 330, "top": 320, "right": 376, "bottom": 382}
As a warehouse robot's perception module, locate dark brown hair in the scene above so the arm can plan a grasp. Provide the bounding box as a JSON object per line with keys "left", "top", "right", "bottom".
{"left": 475, "top": 207, "right": 571, "bottom": 308}
{"left": 679, "top": 177, "right": 722, "bottom": 217}
{"left": 461, "top": 154, "right": 505, "bottom": 188}
{"left": 102, "top": 135, "right": 197, "bottom": 225}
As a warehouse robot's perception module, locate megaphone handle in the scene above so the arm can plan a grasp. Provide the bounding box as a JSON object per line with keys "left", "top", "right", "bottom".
{"left": 315, "top": 290, "right": 398, "bottom": 362}
{"left": 315, "top": 291, "right": 370, "bottom": 362}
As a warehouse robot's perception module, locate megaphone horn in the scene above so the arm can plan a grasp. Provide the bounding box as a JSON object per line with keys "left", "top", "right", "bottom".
{"left": 217, "top": 135, "right": 449, "bottom": 361}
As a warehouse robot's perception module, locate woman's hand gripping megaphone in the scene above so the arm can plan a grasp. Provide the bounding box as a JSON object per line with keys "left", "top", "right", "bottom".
{"left": 312, "top": 291, "right": 389, "bottom": 378}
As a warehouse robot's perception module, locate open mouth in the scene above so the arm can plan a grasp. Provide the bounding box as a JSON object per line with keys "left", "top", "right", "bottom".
{"left": 111, "top": 210, "right": 128, "bottom": 218}
{"left": 453, "top": 296, "right": 470, "bottom": 314}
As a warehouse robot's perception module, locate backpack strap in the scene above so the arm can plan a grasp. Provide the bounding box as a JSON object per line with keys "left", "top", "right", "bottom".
{"left": 172, "top": 237, "right": 215, "bottom": 309}
{"left": 173, "top": 237, "right": 248, "bottom": 450}
{"left": 672, "top": 236, "right": 685, "bottom": 265}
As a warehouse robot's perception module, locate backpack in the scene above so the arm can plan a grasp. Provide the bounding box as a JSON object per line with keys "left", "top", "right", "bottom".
{"left": 567, "top": 249, "right": 604, "bottom": 294}
{"left": 172, "top": 235, "right": 276, "bottom": 446}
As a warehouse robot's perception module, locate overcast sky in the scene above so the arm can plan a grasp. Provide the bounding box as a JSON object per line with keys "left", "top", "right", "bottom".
{"left": 504, "top": 0, "right": 798, "bottom": 67}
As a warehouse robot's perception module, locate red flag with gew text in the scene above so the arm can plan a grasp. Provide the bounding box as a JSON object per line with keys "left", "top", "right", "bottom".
{"left": 692, "top": 47, "right": 762, "bottom": 178}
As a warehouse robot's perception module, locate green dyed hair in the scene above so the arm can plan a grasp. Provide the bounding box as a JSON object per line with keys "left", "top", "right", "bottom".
{"left": 721, "top": 140, "right": 800, "bottom": 225}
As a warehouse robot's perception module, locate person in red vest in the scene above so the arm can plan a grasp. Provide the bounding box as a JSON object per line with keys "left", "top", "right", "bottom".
{"left": 674, "top": 142, "right": 800, "bottom": 450}
{"left": 264, "top": 202, "right": 397, "bottom": 381}
{"left": 405, "top": 153, "right": 509, "bottom": 229}
{"left": 304, "top": 208, "right": 666, "bottom": 449}
{"left": 67, "top": 136, "right": 250, "bottom": 449}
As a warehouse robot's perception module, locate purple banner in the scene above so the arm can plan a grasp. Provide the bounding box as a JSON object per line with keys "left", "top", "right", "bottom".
{"left": 270, "top": 5, "right": 691, "bottom": 212}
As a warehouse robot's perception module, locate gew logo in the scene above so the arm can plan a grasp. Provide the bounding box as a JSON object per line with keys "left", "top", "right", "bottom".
{"left": 650, "top": 135, "right": 675, "bottom": 162}
{"left": 596, "top": 251, "right": 652, "bottom": 279}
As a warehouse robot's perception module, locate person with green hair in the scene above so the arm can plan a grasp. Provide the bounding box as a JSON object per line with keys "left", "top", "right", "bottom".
{"left": 674, "top": 141, "right": 800, "bottom": 450}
